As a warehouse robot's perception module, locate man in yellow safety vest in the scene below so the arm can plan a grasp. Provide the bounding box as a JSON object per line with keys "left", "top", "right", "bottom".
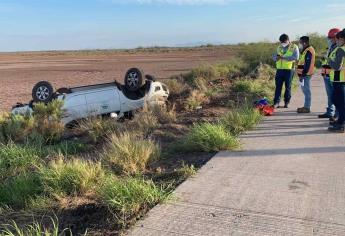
{"left": 328, "top": 30, "right": 345, "bottom": 133}
{"left": 272, "top": 34, "right": 299, "bottom": 108}
{"left": 319, "top": 28, "right": 341, "bottom": 120}
{"left": 296, "top": 36, "right": 316, "bottom": 113}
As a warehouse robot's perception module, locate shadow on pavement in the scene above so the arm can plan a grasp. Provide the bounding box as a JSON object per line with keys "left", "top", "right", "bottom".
{"left": 242, "top": 128, "right": 329, "bottom": 138}
{"left": 219, "top": 146, "right": 345, "bottom": 157}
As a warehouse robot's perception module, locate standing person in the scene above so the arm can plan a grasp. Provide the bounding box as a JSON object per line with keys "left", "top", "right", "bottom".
{"left": 296, "top": 36, "right": 316, "bottom": 113}
{"left": 272, "top": 34, "right": 299, "bottom": 108}
{"left": 319, "top": 28, "right": 341, "bottom": 119}
{"left": 328, "top": 30, "right": 345, "bottom": 133}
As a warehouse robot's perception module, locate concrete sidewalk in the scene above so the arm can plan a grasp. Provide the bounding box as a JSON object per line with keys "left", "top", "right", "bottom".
{"left": 128, "top": 77, "right": 345, "bottom": 236}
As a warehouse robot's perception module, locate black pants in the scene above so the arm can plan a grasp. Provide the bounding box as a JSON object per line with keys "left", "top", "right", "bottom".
{"left": 274, "top": 69, "right": 294, "bottom": 105}
{"left": 332, "top": 82, "right": 345, "bottom": 125}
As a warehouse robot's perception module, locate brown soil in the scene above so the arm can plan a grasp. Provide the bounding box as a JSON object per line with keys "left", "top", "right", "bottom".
{"left": 0, "top": 47, "right": 235, "bottom": 111}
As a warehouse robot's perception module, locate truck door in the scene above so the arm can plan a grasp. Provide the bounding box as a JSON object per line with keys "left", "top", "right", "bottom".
{"left": 62, "top": 94, "right": 88, "bottom": 124}
{"left": 85, "top": 87, "right": 120, "bottom": 116}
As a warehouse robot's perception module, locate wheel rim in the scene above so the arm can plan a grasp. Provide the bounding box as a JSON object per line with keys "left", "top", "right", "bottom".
{"left": 127, "top": 72, "right": 139, "bottom": 88}
{"left": 36, "top": 86, "right": 50, "bottom": 101}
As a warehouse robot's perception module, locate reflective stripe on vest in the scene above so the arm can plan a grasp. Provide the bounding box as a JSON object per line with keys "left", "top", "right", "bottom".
{"left": 330, "top": 46, "right": 345, "bottom": 82}
{"left": 297, "top": 46, "right": 316, "bottom": 76}
{"left": 322, "top": 46, "right": 337, "bottom": 76}
{"left": 276, "top": 44, "right": 296, "bottom": 70}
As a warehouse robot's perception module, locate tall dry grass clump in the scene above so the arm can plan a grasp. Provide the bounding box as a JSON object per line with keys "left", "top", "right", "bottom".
{"left": 102, "top": 132, "right": 160, "bottom": 175}
{"left": 78, "top": 117, "right": 120, "bottom": 143}
{"left": 150, "top": 104, "right": 177, "bottom": 124}
{"left": 185, "top": 90, "right": 209, "bottom": 111}
{"left": 126, "top": 106, "right": 158, "bottom": 137}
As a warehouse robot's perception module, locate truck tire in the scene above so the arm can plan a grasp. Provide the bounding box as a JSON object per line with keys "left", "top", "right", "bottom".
{"left": 32, "top": 81, "right": 54, "bottom": 103}
{"left": 124, "top": 68, "right": 143, "bottom": 92}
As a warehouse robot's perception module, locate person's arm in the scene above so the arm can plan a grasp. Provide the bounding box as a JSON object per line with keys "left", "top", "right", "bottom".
{"left": 302, "top": 51, "right": 312, "bottom": 76}
{"left": 282, "top": 45, "right": 299, "bottom": 61}
{"left": 272, "top": 49, "right": 278, "bottom": 62}
{"left": 328, "top": 48, "right": 345, "bottom": 70}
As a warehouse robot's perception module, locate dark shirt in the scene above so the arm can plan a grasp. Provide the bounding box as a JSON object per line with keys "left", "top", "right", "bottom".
{"left": 302, "top": 49, "right": 312, "bottom": 76}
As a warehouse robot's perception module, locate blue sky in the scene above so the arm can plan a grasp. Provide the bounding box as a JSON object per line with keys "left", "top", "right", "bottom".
{"left": 0, "top": 0, "right": 344, "bottom": 52}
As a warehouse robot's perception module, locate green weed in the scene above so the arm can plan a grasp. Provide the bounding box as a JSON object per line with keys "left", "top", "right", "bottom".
{"left": 40, "top": 158, "right": 106, "bottom": 196}
{"left": 98, "top": 176, "right": 168, "bottom": 216}
{"left": 220, "top": 107, "right": 262, "bottom": 135}
{"left": 0, "top": 173, "right": 43, "bottom": 209}
{"left": 102, "top": 132, "right": 160, "bottom": 175}
{"left": 184, "top": 123, "right": 240, "bottom": 152}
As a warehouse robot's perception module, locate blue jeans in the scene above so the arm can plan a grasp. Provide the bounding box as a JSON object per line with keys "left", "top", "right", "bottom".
{"left": 323, "top": 76, "right": 336, "bottom": 116}
{"left": 332, "top": 82, "right": 345, "bottom": 125}
{"left": 300, "top": 76, "right": 311, "bottom": 109}
{"left": 274, "top": 69, "right": 294, "bottom": 105}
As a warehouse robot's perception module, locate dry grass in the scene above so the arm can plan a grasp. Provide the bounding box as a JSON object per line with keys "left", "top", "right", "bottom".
{"left": 127, "top": 106, "right": 159, "bottom": 137}
{"left": 184, "top": 90, "right": 209, "bottom": 111}
{"left": 150, "top": 104, "right": 177, "bottom": 124}
{"left": 162, "top": 77, "right": 189, "bottom": 96}
{"left": 102, "top": 132, "right": 160, "bottom": 175}
{"left": 78, "top": 117, "right": 120, "bottom": 143}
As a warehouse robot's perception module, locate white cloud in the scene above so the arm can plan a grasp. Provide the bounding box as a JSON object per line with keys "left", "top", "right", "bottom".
{"left": 104, "top": 0, "right": 247, "bottom": 5}
{"left": 326, "top": 3, "right": 345, "bottom": 12}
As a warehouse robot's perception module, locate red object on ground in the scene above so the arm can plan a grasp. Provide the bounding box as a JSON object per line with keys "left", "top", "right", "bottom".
{"left": 255, "top": 104, "right": 274, "bottom": 116}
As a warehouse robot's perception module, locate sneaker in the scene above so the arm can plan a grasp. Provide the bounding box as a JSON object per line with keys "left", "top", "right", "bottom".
{"left": 329, "top": 116, "right": 337, "bottom": 122}
{"left": 318, "top": 113, "right": 332, "bottom": 119}
{"left": 283, "top": 103, "right": 289, "bottom": 108}
{"left": 297, "top": 107, "right": 310, "bottom": 113}
{"left": 272, "top": 103, "right": 279, "bottom": 109}
{"left": 328, "top": 124, "right": 345, "bottom": 133}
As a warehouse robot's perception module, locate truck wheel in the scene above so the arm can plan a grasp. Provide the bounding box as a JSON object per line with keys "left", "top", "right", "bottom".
{"left": 32, "top": 81, "right": 54, "bottom": 103}
{"left": 124, "top": 68, "right": 143, "bottom": 92}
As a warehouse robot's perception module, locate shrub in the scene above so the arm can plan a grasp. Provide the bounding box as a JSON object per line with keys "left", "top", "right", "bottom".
{"left": 0, "top": 173, "right": 43, "bottom": 209}
{"left": 184, "top": 123, "right": 240, "bottom": 152}
{"left": 1, "top": 218, "right": 70, "bottom": 236}
{"left": 150, "top": 104, "right": 177, "bottom": 124}
{"left": 127, "top": 107, "right": 158, "bottom": 137}
{"left": 43, "top": 140, "right": 91, "bottom": 156}
{"left": 214, "top": 59, "right": 248, "bottom": 78}
{"left": 232, "top": 78, "right": 274, "bottom": 100}
{"left": 0, "top": 144, "right": 43, "bottom": 180}
{"left": 0, "top": 113, "right": 34, "bottom": 144}
{"left": 184, "top": 90, "right": 209, "bottom": 111}
{"left": 78, "top": 117, "right": 120, "bottom": 143}
{"left": 220, "top": 107, "right": 262, "bottom": 135}
{"left": 32, "top": 101, "right": 65, "bottom": 144}
{"left": 176, "top": 163, "right": 197, "bottom": 180}
{"left": 238, "top": 42, "right": 278, "bottom": 71}
{"left": 102, "top": 132, "right": 160, "bottom": 175}
{"left": 232, "top": 80, "right": 253, "bottom": 94}
{"left": 98, "top": 176, "right": 168, "bottom": 216}
{"left": 40, "top": 158, "right": 106, "bottom": 196}
{"left": 252, "top": 63, "right": 276, "bottom": 81}
{"left": 162, "top": 77, "right": 189, "bottom": 96}
{"left": 0, "top": 100, "right": 65, "bottom": 144}
{"left": 185, "top": 64, "right": 220, "bottom": 85}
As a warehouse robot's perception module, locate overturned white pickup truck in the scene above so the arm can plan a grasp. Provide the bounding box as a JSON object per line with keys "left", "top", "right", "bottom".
{"left": 12, "top": 68, "right": 169, "bottom": 125}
